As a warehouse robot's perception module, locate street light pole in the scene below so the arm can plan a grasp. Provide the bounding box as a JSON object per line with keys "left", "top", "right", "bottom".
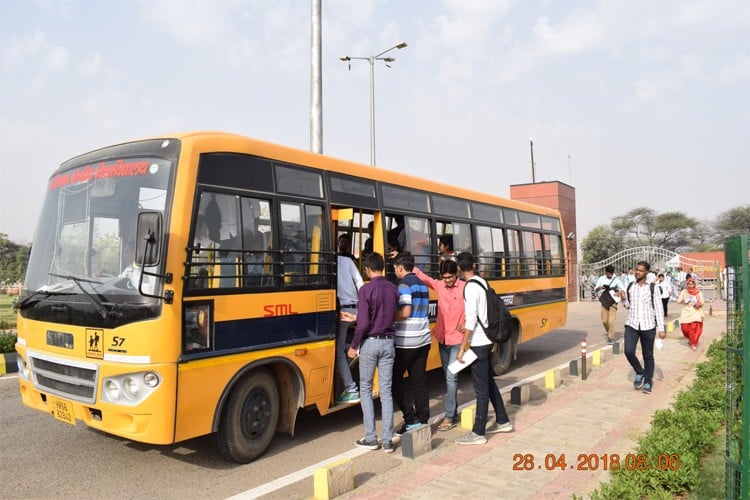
{"left": 340, "top": 42, "right": 407, "bottom": 166}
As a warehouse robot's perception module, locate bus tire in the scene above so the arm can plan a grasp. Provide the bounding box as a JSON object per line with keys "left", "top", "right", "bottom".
{"left": 492, "top": 337, "right": 515, "bottom": 376}
{"left": 216, "top": 368, "right": 279, "bottom": 464}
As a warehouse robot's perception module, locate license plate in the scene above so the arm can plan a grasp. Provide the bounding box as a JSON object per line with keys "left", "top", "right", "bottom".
{"left": 48, "top": 396, "right": 76, "bottom": 426}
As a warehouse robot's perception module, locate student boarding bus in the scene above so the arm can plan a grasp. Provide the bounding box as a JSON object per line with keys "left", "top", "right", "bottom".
{"left": 15, "top": 132, "right": 567, "bottom": 463}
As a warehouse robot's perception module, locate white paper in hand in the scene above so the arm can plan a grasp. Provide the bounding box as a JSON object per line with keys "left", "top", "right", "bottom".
{"left": 448, "top": 348, "right": 477, "bottom": 374}
{"left": 655, "top": 338, "right": 664, "bottom": 350}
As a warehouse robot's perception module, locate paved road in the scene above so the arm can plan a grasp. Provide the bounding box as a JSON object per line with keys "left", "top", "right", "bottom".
{"left": 0, "top": 302, "right": 611, "bottom": 498}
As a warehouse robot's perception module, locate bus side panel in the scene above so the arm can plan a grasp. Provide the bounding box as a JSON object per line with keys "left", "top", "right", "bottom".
{"left": 517, "top": 301, "right": 568, "bottom": 342}
{"left": 173, "top": 341, "right": 336, "bottom": 442}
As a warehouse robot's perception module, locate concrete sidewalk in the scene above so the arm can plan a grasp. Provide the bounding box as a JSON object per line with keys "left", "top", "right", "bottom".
{"left": 339, "top": 300, "right": 726, "bottom": 499}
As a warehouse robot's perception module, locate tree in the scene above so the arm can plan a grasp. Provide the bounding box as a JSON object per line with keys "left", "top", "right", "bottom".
{"left": 581, "top": 225, "right": 625, "bottom": 264}
{"left": 0, "top": 233, "right": 29, "bottom": 285}
{"left": 610, "top": 207, "right": 698, "bottom": 251}
{"left": 714, "top": 205, "right": 750, "bottom": 242}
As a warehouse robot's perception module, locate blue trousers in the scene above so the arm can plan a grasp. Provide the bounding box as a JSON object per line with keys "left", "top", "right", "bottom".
{"left": 358, "top": 337, "right": 395, "bottom": 443}
{"left": 624, "top": 325, "right": 656, "bottom": 385}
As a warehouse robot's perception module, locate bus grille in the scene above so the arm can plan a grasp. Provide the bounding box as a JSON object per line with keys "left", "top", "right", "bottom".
{"left": 29, "top": 354, "right": 99, "bottom": 404}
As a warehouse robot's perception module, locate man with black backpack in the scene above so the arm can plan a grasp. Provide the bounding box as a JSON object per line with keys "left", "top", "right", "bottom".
{"left": 455, "top": 252, "right": 513, "bottom": 445}
{"left": 619, "top": 261, "right": 665, "bottom": 395}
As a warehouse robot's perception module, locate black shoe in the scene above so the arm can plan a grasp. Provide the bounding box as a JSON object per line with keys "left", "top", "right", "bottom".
{"left": 354, "top": 438, "right": 380, "bottom": 450}
{"left": 395, "top": 424, "right": 407, "bottom": 437}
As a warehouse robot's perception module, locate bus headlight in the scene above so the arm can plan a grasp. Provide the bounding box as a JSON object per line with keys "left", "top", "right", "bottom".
{"left": 104, "top": 379, "right": 121, "bottom": 402}
{"left": 122, "top": 377, "right": 140, "bottom": 400}
{"left": 143, "top": 372, "right": 159, "bottom": 388}
{"left": 17, "top": 355, "right": 30, "bottom": 380}
{"left": 101, "top": 371, "right": 160, "bottom": 406}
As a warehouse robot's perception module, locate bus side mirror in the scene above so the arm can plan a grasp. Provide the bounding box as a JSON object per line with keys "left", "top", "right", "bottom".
{"left": 136, "top": 212, "right": 163, "bottom": 267}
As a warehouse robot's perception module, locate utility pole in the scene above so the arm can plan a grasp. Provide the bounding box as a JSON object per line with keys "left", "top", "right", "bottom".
{"left": 310, "top": 0, "right": 323, "bottom": 153}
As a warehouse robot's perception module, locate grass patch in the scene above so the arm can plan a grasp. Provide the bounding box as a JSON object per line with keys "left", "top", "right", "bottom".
{"left": 0, "top": 293, "right": 18, "bottom": 328}
{"left": 0, "top": 294, "right": 18, "bottom": 353}
{"left": 688, "top": 428, "right": 725, "bottom": 499}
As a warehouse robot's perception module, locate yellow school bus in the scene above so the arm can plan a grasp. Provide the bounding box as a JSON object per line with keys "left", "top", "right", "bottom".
{"left": 15, "top": 131, "right": 567, "bottom": 462}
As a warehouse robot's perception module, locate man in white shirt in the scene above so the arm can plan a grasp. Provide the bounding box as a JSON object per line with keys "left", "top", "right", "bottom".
{"left": 455, "top": 252, "right": 512, "bottom": 445}
{"left": 620, "top": 261, "right": 665, "bottom": 395}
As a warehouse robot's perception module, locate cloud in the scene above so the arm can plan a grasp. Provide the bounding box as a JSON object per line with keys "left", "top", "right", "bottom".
{"left": 532, "top": 9, "right": 605, "bottom": 55}
{"left": 718, "top": 52, "right": 750, "bottom": 83}
{"left": 41, "top": 43, "right": 69, "bottom": 72}
{"left": 79, "top": 52, "right": 102, "bottom": 76}
{"left": 3, "top": 31, "right": 46, "bottom": 70}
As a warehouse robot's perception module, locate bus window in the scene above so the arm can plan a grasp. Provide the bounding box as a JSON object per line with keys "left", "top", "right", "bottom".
{"left": 475, "top": 225, "right": 504, "bottom": 279}
{"left": 520, "top": 230, "right": 538, "bottom": 276}
{"left": 436, "top": 221, "right": 472, "bottom": 269}
{"left": 189, "top": 192, "right": 242, "bottom": 289}
{"left": 280, "top": 202, "right": 329, "bottom": 286}
{"left": 386, "top": 214, "right": 431, "bottom": 271}
{"left": 240, "top": 197, "right": 274, "bottom": 287}
{"left": 506, "top": 229, "right": 521, "bottom": 277}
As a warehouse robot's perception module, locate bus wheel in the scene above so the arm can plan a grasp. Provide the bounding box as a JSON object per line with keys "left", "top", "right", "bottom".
{"left": 492, "top": 337, "right": 515, "bottom": 375}
{"left": 216, "top": 369, "right": 279, "bottom": 464}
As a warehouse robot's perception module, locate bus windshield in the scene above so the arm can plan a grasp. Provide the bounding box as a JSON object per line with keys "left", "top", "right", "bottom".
{"left": 20, "top": 154, "right": 174, "bottom": 327}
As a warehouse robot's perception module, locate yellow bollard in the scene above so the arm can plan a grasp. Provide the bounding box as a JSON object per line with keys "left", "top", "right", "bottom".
{"left": 460, "top": 405, "right": 476, "bottom": 430}
{"left": 592, "top": 350, "right": 601, "bottom": 366}
{"left": 666, "top": 320, "right": 675, "bottom": 333}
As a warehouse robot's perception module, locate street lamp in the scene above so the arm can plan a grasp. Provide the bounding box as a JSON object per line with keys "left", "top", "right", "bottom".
{"left": 340, "top": 41, "right": 407, "bottom": 166}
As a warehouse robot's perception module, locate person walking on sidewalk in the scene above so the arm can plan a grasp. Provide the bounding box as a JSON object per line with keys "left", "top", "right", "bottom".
{"left": 392, "top": 252, "right": 433, "bottom": 436}
{"left": 455, "top": 252, "right": 513, "bottom": 445}
{"left": 595, "top": 264, "right": 625, "bottom": 343}
{"left": 414, "top": 259, "right": 466, "bottom": 431}
{"left": 347, "top": 252, "right": 399, "bottom": 453}
{"left": 677, "top": 277, "right": 705, "bottom": 351}
{"left": 620, "top": 261, "right": 665, "bottom": 395}
{"left": 656, "top": 273, "right": 672, "bottom": 317}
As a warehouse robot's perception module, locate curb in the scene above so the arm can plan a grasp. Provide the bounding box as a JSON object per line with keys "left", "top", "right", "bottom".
{"left": 1, "top": 352, "right": 18, "bottom": 375}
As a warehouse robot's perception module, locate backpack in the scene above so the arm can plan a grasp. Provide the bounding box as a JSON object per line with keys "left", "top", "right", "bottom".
{"left": 464, "top": 279, "right": 513, "bottom": 344}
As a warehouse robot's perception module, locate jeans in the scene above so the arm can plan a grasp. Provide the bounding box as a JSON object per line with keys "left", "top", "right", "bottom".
{"left": 393, "top": 344, "right": 431, "bottom": 425}
{"left": 439, "top": 343, "right": 460, "bottom": 422}
{"left": 336, "top": 309, "right": 357, "bottom": 394}
{"left": 470, "top": 344, "right": 509, "bottom": 436}
{"left": 359, "top": 337, "right": 395, "bottom": 443}
{"left": 624, "top": 325, "right": 656, "bottom": 384}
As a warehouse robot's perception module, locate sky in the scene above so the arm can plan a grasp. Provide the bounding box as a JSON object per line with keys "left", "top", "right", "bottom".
{"left": 1, "top": 0, "right": 748, "bottom": 247}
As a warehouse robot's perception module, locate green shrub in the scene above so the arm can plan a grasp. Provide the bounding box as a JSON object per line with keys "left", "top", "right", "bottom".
{"left": 0, "top": 330, "right": 17, "bottom": 353}
{"left": 589, "top": 336, "right": 727, "bottom": 499}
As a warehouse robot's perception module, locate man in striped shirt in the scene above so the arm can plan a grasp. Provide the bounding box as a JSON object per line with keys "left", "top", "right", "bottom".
{"left": 392, "top": 252, "right": 432, "bottom": 435}
{"left": 620, "top": 261, "right": 665, "bottom": 395}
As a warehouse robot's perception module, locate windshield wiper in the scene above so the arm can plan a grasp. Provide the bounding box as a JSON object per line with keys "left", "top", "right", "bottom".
{"left": 15, "top": 281, "right": 75, "bottom": 310}
{"left": 49, "top": 273, "right": 112, "bottom": 319}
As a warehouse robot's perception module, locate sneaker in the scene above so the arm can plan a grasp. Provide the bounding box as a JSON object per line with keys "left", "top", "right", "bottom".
{"left": 395, "top": 422, "right": 423, "bottom": 436}
{"left": 642, "top": 383, "right": 652, "bottom": 394}
{"left": 354, "top": 438, "right": 380, "bottom": 450}
{"left": 336, "top": 390, "right": 360, "bottom": 404}
{"left": 486, "top": 421, "right": 513, "bottom": 434}
{"left": 382, "top": 440, "right": 394, "bottom": 454}
{"left": 633, "top": 374, "right": 644, "bottom": 390}
{"left": 456, "top": 431, "right": 487, "bottom": 445}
